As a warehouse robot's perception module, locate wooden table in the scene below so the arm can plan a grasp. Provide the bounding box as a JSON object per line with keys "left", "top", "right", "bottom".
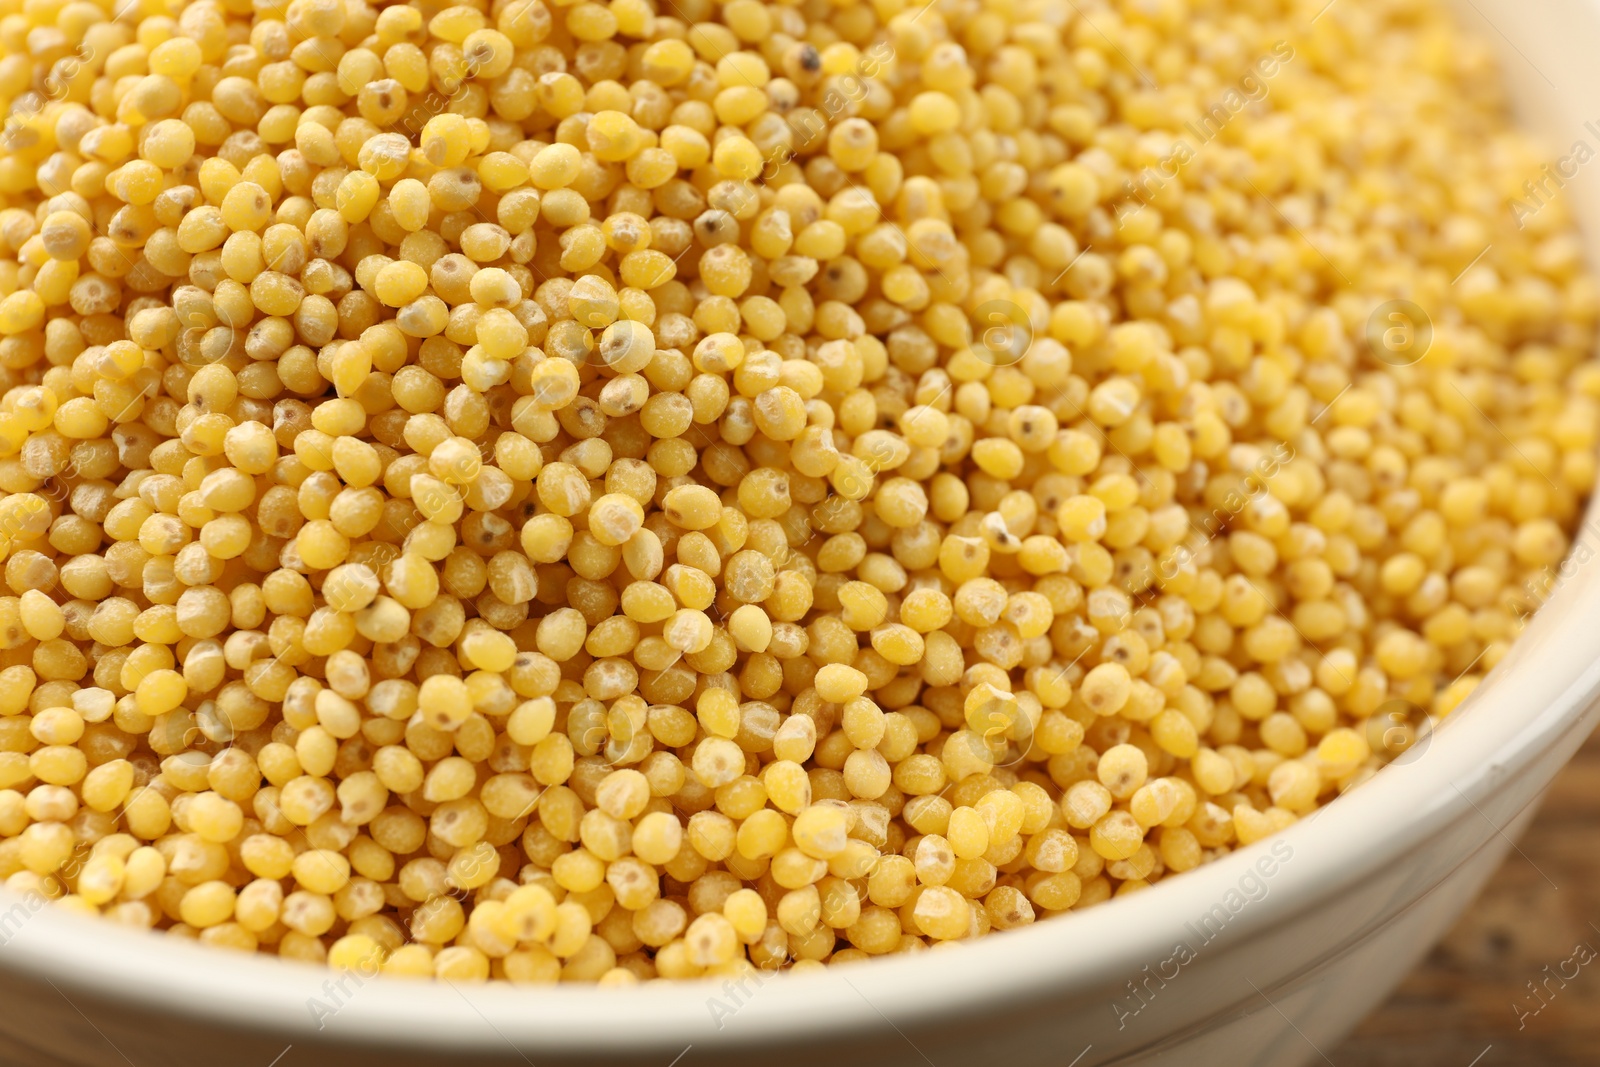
{"left": 1334, "top": 730, "right": 1600, "bottom": 1065}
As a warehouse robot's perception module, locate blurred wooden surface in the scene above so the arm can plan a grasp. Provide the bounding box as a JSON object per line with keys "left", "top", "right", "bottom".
{"left": 1335, "top": 730, "right": 1600, "bottom": 1065}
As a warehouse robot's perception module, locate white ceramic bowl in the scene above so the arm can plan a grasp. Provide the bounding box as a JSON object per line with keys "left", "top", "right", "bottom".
{"left": 5, "top": 2, "right": 1600, "bottom": 1065}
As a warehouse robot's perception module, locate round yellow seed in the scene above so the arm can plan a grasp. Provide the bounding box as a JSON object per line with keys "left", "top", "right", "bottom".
{"left": 0, "top": 0, "right": 1584, "bottom": 989}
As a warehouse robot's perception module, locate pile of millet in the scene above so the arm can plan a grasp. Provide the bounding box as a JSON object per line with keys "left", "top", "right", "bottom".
{"left": 0, "top": 0, "right": 1593, "bottom": 985}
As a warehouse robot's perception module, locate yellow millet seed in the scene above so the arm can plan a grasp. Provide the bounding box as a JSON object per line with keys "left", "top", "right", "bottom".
{"left": 0, "top": 0, "right": 1589, "bottom": 987}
